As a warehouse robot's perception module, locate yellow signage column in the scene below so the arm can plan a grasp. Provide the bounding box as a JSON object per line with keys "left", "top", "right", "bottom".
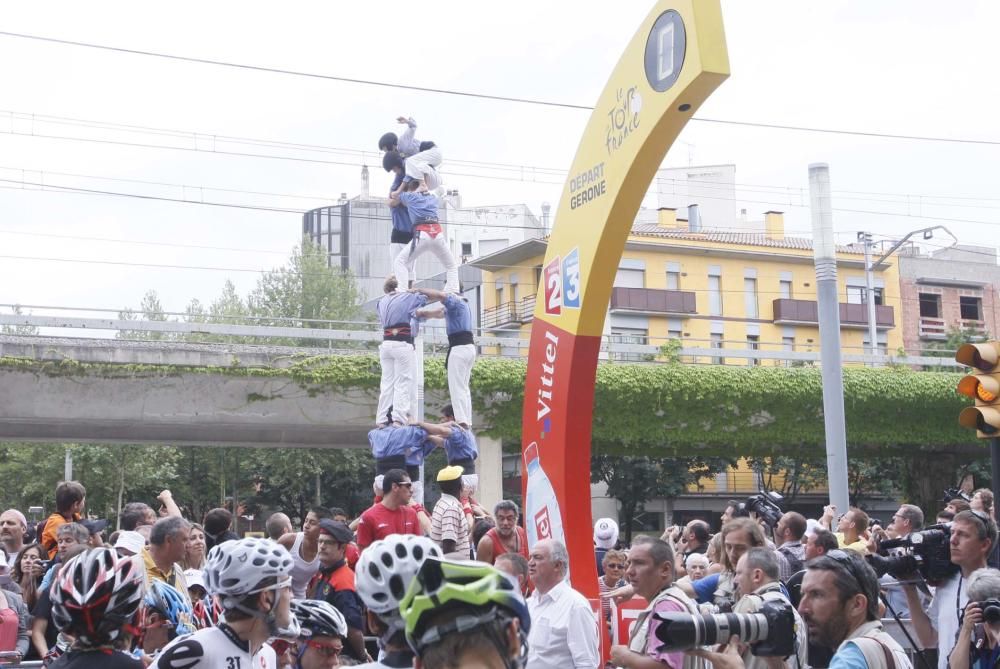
{"left": 521, "top": 0, "right": 729, "bottom": 597}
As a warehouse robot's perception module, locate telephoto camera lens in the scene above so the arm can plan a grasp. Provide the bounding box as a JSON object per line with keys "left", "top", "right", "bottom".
{"left": 654, "top": 600, "right": 795, "bottom": 657}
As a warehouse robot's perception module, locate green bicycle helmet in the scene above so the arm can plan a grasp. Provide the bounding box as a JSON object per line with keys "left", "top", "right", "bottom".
{"left": 399, "top": 558, "right": 530, "bottom": 663}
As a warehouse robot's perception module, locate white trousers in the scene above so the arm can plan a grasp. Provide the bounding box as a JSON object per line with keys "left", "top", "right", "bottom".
{"left": 405, "top": 147, "right": 443, "bottom": 190}
{"left": 447, "top": 344, "right": 476, "bottom": 426}
{"left": 377, "top": 340, "right": 414, "bottom": 424}
{"left": 390, "top": 241, "right": 410, "bottom": 272}
{"left": 394, "top": 232, "right": 459, "bottom": 292}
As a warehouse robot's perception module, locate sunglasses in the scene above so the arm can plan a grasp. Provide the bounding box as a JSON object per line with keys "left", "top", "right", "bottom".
{"left": 396, "top": 482, "right": 413, "bottom": 488}
{"left": 606, "top": 563, "right": 625, "bottom": 569}
{"left": 306, "top": 640, "right": 343, "bottom": 656}
{"left": 825, "top": 549, "right": 869, "bottom": 591}
{"left": 269, "top": 639, "right": 293, "bottom": 655}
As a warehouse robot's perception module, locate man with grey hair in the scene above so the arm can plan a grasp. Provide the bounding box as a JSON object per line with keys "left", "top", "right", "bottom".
{"left": 476, "top": 499, "right": 528, "bottom": 565}
{"left": 881, "top": 503, "right": 928, "bottom": 618}
{"left": 611, "top": 535, "right": 706, "bottom": 669}
{"left": 265, "top": 512, "right": 292, "bottom": 541}
{"left": 143, "top": 515, "right": 192, "bottom": 599}
{"left": 526, "top": 538, "right": 600, "bottom": 669}
{"left": 732, "top": 547, "right": 808, "bottom": 669}
{"left": 0, "top": 509, "right": 27, "bottom": 568}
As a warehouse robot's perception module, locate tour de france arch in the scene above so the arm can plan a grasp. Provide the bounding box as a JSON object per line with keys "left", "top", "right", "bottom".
{"left": 521, "top": 0, "right": 730, "bottom": 596}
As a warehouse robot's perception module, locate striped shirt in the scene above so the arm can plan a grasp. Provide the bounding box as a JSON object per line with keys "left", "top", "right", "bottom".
{"left": 430, "top": 493, "right": 470, "bottom": 559}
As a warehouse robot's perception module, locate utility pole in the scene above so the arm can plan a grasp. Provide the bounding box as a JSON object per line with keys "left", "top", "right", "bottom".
{"left": 809, "top": 163, "right": 850, "bottom": 513}
{"left": 858, "top": 231, "right": 879, "bottom": 362}
{"left": 64, "top": 447, "right": 73, "bottom": 481}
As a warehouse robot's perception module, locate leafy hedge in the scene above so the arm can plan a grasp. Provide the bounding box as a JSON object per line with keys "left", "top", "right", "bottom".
{"left": 0, "top": 355, "right": 976, "bottom": 456}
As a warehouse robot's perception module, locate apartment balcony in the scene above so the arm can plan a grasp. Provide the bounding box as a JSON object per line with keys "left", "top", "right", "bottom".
{"left": 772, "top": 298, "right": 895, "bottom": 329}
{"left": 609, "top": 287, "right": 697, "bottom": 315}
{"left": 482, "top": 295, "right": 535, "bottom": 329}
{"left": 919, "top": 317, "right": 985, "bottom": 339}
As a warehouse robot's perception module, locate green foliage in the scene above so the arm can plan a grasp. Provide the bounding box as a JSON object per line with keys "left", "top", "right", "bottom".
{"left": 747, "top": 455, "right": 829, "bottom": 505}
{"left": 925, "top": 324, "right": 991, "bottom": 358}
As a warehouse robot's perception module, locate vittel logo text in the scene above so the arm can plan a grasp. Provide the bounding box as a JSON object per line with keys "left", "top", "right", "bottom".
{"left": 535, "top": 330, "right": 559, "bottom": 428}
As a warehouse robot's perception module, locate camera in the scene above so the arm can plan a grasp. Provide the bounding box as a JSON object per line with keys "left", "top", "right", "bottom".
{"left": 978, "top": 599, "right": 1000, "bottom": 624}
{"left": 654, "top": 599, "right": 796, "bottom": 657}
{"left": 943, "top": 488, "right": 972, "bottom": 505}
{"left": 732, "top": 491, "right": 785, "bottom": 529}
{"left": 866, "top": 523, "right": 958, "bottom": 582}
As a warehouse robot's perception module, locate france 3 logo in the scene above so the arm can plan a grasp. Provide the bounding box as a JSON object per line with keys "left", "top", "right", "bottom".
{"left": 543, "top": 248, "right": 581, "bottom": 316}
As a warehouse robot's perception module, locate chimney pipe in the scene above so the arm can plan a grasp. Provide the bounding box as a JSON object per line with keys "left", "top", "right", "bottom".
{"left": 764, "top": 210, "right": 785, "bottom": 240}
{"left": 687, "top": 204, "right": 701, "bottom": 232}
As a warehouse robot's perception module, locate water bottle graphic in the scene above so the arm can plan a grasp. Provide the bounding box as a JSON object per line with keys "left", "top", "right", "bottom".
{"left": 524, "top": 441, "right": 567, "bottom": 574}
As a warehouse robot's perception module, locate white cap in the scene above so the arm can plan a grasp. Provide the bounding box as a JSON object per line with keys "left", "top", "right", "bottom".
{"left": 114, "top": 530, "right": 146, "bottom": 555}
{"left": 594, "top": 518, "right": 619, "bottom": 549}
{"left": 184, "top": 568, "right": 207, "bottom": 591}
{"left": 805, "top": 518, "right": 821, "bottom": 538}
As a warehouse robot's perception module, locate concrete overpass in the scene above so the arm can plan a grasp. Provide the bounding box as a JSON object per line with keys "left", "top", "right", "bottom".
{"left": 0, "top": 334, "right": 507, "bottom": 506}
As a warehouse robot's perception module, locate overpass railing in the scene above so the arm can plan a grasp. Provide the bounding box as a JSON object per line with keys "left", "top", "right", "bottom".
{"left": 0, "top": 303, "right": 966, "bottom": 368}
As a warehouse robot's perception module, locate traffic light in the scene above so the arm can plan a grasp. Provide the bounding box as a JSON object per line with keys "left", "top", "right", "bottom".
{"left": 956, "top": 341, "right": 1000, "bottom": 437}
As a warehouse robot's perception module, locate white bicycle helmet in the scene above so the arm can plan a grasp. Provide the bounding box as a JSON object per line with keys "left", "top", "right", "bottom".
{"left": 357, "top": 535, "right": 443, "bottom": 619}
{"left": 203, "top": 537, "right": 294, "bottom": 602}
{"left": 290, "top": 599, "right": 348, "bottom": 639}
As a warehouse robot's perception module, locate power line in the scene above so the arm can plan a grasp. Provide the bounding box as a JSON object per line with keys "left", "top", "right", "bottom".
{"left": 2, "top": 31, "right": 1000, "bottom": 147}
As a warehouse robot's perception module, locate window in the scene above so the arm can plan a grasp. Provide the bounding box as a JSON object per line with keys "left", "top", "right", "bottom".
{"left": 461, "top": 242, "right": 473, "bottom": 257}
{"left": 782, "top": 336, "right": 795, "bottom": 351}
{"left": 610, "top": 328, "right": 648, "bottom": 362}
{"left": 710, "top": 333, "right": 724, "bottom": 365}
{"left": 666, "top": 270, "right": 680, "bottom": 290}
{"left": 847, "top": 285, "right": 883, "bottom": 305}
{"left": 668, "top": 329, "right": 682, "bottom": 339}
{"left": 708, "top": 276, "right": 723, "bottom": 316}
{"left": 510, "top": 282, "right": 519, "bottom": 303}
{"left": 919, "top": 293, "right": 941, "bottom": 318}
{"left": 744, "top": 278, "right": 759, "bottom": 318}
{"left": 747, "top": 335, "right": 760, "bottom": 366}
{"left": 495, "top": 285, "right": 504, "bottom": 306}
{"left": 961, "top": 296, "right": 983, "bottom": 321}
{"left": 779, "top": 280, "right": 793, "bottom": 299}
{"left": 614, "top": 268, "right": 645, "bottom": 288}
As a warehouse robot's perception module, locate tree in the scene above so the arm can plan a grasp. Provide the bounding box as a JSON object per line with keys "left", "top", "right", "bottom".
{"left": 591, "top": 454, "right": 733, "bottom": 543}
{"left": 746, "top": 454, "right": 829, "bottom": 506}
{"left": 925, "top": 324, "right": 990, "bottom": 359}
{"left": 117, "top": 290, "right": 170, "bottom": 341}
{"left": 248, "top": 240, "right": 362, "bottom": 345}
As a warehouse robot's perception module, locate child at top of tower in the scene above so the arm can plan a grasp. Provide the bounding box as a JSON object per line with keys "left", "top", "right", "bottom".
{"left": 379, "top": 115, "right": 443, "bottom": 194}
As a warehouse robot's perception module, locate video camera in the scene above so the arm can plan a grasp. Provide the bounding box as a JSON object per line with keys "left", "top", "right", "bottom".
{"left": 732, "top": 491, "right": 785, "bottom": 529}
{"left": 866, "top": 523, "right": 958, "bottom": 582}
{"left": 654, "top": 599, "right": 796, "bottom": 657}
{"left": 943, "top": 488, "right": 972, "bottom": 505}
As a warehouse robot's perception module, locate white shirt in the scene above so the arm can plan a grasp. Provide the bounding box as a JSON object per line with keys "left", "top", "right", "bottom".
{"left": 927, "top": 571, "right": 966, "bottom": 669}
{"left": 526, "top": 580, "right": 600, "bottom": 669}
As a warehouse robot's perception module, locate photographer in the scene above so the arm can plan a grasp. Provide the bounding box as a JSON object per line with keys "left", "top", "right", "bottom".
{"left": 905, "top": 510, "right": 998, "bottom": 669}
{"left": 949, "top": 568, "right": 1000, "bottom": 669}
{"left": 881, "top": 504, "right": 930, "bottom": 619}
{"left": 732, "top": 548, "right": 807, "bottom": 669}
{"left": 775, "top": 512, "right": 807, "bottom": 576}
{"left": 681, "top": 518, "right": 766, "bottom": 612}
{"left": 799, "top": 550, "right": 912, "bottom": 669}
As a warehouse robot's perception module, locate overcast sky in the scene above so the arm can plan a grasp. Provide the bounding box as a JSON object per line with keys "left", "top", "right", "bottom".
{"left": 1, "top": 1, "right": 998, "bottom": 319}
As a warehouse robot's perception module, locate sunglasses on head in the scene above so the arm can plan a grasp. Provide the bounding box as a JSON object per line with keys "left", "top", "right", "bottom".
{"left": 396, "top": 481, "right": 413, "bottom": 488}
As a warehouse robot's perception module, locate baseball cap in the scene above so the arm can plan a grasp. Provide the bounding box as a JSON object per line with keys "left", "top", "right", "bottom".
{"left": 81, "top": 519, "right": 108, "bottom": 536}
{"left": 317, "top": 519, "right": 354, "bottom": 544}
{"left": 436, "top": 465, "right": 464, "bottom": 482}
{"left": 114, "top": 530, "right": 146, "bottom": 555}
{"left": 184, "top": 568, "right": 207, "bottom": 591}
{"left": 593, "top": 518, "right": 619, "bottom": 549}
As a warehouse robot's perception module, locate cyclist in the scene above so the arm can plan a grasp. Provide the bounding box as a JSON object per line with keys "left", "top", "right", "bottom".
{"left": 154, "top": 537, "right": 299, "bottom": 669}
{"left": 140, "top": 580, "right": 196, "bottom": 659}
{"left": 48, "top": 547, "right": 146, "bottom": 668}
{"left": 355, "top": 535, "right": 443, "bottom": 668}
{"left": 399, "top": 558, "right": 530, "bottom": 669}
{"left": 289, "top": 599, "right": 348, "bottom": 669}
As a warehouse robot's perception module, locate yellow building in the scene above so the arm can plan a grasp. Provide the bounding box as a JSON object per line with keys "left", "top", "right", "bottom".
{"left": 471, "top": 209, "right": 903, "bottom": 364}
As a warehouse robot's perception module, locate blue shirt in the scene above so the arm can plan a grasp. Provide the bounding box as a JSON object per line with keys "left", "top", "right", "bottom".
{"left": 443, "top": 425, "right": 478, "bottom": 462}
{"left": 691, "top": 573, "right": 721, "bottom": 604}
{"left": 389, "top": 172, "right": 413, "bottom": 234}
{"left": 828, "top": 641, "right": 869, "bottom": 669}
{"left": 405, "top": 430, "right": 437, "bottom": 467}
{"left": 378, "top": 292, "right": 428, "bottom": 328}
{"left": 399, "top": 191, "right": 439, "bottom": 223}
{"left": 443, "top": 294, "right": 473, "bottom": 335}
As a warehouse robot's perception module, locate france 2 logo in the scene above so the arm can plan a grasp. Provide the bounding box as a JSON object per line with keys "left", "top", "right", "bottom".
{"left": 544, "top": 248, "right": 582, "bottom": 315}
